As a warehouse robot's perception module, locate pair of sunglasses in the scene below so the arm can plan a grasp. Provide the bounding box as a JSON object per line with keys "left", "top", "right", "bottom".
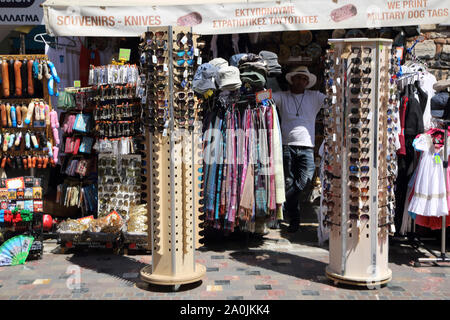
{"left": 349, "top": 157, "right": 370, "bottom": 165}
{"left": 349, "top": 118, "right": 370, "bottom": 125}
{"left": 350, "top": 147, "right": 370, "bottom": 154}
{"left": 351, "top": 57, "right": 372, "bottom": 64}
{"left": 350, "top": 137, "right": 369, "bottom": 144}
{"left": 350, "top": 77, "right": 372, "bottom": 85}
{"left": 351, "top": 87, "right": 372, "bottom": 95}
{"left": 349, "top": 176, "right": 370, "bottom": 184}
{"left": 350, "top": 205, "right": 370, "bottom": 213}
{"left": 350, "top": 97, "right": 371, "bottom": 104}
{"left": 349, "top": 213, "right": 370, "bottom": 221}
{"left": 349, "top": 165, "right": 370, "bottom": 173}
{"left": 351, "top": 67, "right": 371, "bottom": 74}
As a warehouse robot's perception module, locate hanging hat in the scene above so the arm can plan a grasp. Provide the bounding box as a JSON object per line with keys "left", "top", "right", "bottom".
{"left": 208, "top": 57, "right": 228, "bottom": 70}
{"left": 285, "top": 66, "right": 317, "bottom": 88}
{"left": 217, "top": 66, "right": 242, "bottom": 91}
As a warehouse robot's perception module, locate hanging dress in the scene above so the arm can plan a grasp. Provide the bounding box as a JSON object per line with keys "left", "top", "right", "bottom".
{"left": 407, "top": 133, "right": 449, "bottom": 217}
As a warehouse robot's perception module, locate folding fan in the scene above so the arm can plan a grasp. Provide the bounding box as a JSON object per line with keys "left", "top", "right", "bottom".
{"left": 0, "top": 235, "right": 34, "bottom": 266}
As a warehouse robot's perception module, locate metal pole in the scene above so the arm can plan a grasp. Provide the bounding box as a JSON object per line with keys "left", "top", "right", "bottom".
{"left": 340, "top": 55, "right": 348, "bottom": 276}
{"left": 441, "top": 125, "right": 447, "bottom": 259}
{"left": 168, "top": 26, "right": 177, "bottom": 276}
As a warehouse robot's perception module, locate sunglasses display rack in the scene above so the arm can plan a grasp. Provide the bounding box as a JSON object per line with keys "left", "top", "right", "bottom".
{"left": 0, "top": 55, "right": 59, "bottom": 173}
{"left": 323, "top": 39, "right": 395, "bottom": 287}
{"left": 139, "top": 26, "right": 205, "bottom": 290}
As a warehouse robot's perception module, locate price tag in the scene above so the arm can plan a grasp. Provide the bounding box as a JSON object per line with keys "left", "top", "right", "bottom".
{"left": 194, "top": 48, "right": 199, "bottom": 56}
{"left": 332, "top": 96, "right": 337, "bottom": 104}
{"left": 332, "top": 133, "right": 336, "bottom": 142}
{"left": 197, "top": 57, "right": 202, "bottom": 65}
{"left": 74, "top": 80, "right": 81, "bottom": 88}
{"left": 152, "top": 55, "right": 157, "bottom": 64}
{"left": 183, "top": 69, "right": 188, "bottom": 78}
{"left": 367, "top": 111, "right": 373, "bottom": 120}
{"left": 336, "top": 57, "right": 340, "bottom": 65}
{"left": 181, "top": 35, "right": 188, "bottom": 45}
{"left": 163, "top": 63, "right": 168, "bottom": 72}
{"left": 256, "top": 89, "right": 272, "bottom": 103}
{"left": 119, "top": 48, "right": 131, "bottom": 62}
{"left": 332, "top": 85, "right": 337, "bottom": 94}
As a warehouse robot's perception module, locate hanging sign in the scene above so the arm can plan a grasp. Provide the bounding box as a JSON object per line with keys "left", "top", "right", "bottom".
{"left": 0, "top": 0, "right": 45, "bottom": 25}
{"left": 119, "top": 48, "right": 131, "bottom": 62}
{"left": 42, "top": 0, "right": 450, "bottom": 36}
{"left": 74, "top": 80, "right": 81, "bottom": 88}
{"left": 256, "top": 89, "right": 272, "bottom": 103}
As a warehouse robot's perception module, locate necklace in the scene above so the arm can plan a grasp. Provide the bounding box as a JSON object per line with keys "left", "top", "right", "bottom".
{"left": 294, "top": 93, "right": 305, "bottom": 117}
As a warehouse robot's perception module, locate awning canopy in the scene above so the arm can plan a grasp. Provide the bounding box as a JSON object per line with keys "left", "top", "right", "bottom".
{"left": 42, "top": 0, "right": 450, "bottom": 36}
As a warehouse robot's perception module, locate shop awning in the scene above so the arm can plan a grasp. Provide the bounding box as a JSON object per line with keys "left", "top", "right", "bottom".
{"left": 42, "top": 0, "right": 450, "bottom": 36}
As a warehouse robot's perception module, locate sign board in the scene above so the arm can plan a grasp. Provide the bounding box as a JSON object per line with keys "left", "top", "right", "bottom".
{"left": 119, "top": 48, "right": 131, "bottom": 62}
{"left": 43, "top": 0, "right": 450, "bottom": 36}
{"left": 0, "top": 0, "right": 45, "bottom": 25}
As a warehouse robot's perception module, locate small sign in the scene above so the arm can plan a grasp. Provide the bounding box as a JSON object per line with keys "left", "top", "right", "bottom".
{"left": 119, "top": 48, "right": 131, "bottom": 62}
{"left": 256, "top": 89, "right": 272, "bottom": 103}
{"left": 5, "top": 177, "right": 24, "bottom": 190}
{"left": 395, "top": 47, "right": 404, "bottom": 62}
{"left": 74, "top": 80, "right": 81, "bottom": 88}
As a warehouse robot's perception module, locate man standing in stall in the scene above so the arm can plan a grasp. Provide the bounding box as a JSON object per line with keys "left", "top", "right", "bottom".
{"left": 272, "top": 66, "right": 326, "bottom": 233}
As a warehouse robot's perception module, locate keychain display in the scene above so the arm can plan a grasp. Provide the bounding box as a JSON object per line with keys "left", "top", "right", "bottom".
{"left": 88, "top": 64, "right": 139, "bottom": 87}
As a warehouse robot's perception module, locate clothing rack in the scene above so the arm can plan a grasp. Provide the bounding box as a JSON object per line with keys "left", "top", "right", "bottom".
{"left": 412, "top": 118, "right": 450, "bottom": 266}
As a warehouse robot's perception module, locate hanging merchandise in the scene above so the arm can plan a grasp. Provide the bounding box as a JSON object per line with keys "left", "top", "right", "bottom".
{"left": 323, "top": 38, "right": 397, "bottom": 287}
{"left": 0, "top": 55, "right": 61, "bottom": 170}
{"left": 198, "top": 51, "right": 285, "bottom": 234}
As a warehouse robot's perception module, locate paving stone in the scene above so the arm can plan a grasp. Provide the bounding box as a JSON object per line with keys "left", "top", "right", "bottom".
{"left": 17, "top": 280, "right": 33, "bottom": 285}
{"left": 214, "top": 280, "right": 230, "bottom": 285}
{"left": 206, "top": 267, "right": 219, "bottom": 272}
{"left": 388, "top": 286, "right": 405, "bottom": 292}
{"left": 226, "top": 296, "right": 244, "bottom": 300}
{"left": 246, "top": 271, "right": 261, "bottom": 275}
{"left": 211, "top": 255, "right": 225, "bottom": 259}
{"left": 301, "top": 290, "right": 320, "bottom": 296}
{"left": 429, "top": 273, "right": 446, "bottom": 278}
{"left": 255, "top": 285, "right": 272, "bottom": 290}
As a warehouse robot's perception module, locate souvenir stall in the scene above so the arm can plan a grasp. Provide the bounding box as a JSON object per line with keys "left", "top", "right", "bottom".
{"left": 41, "top": 0, "right": 450, "bottom": 288}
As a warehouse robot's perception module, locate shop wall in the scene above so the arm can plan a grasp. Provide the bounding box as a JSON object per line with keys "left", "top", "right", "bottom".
{"left": 409, "top": 24, "right": 450, "bottom": 80}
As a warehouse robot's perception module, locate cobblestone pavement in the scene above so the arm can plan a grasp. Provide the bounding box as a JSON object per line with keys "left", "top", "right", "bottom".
{"left": 0, "top": 222, "right": 449, "bottom": 301}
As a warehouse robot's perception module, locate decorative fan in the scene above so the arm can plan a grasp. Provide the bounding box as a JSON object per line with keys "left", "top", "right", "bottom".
{"left": 0, "top": 235, "right": 34, "bottom": 266}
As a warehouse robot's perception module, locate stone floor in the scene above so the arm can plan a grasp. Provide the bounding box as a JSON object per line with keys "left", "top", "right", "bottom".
{"left": 0, "top": 219, "right": 449, "bottom": 301}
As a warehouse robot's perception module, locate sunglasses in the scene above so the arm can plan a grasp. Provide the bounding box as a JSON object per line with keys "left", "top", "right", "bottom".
{"left": 352, "top": 47, "right": 372, "bottom": 54}
{"left": 148, "top": 65, "right": 166, "bottom": 74}
{"left": 175, "top": 99, "right": 195, "bottom": 108}
{"left": 349, "top": 118, "right": 370, "bottom": 125}
{"left": 350, "top": 77, "right": 372, "bottom": 84}
{"left": 176, "top": 58, "right": 195, "bottom": 67}
{"left": 176, "top": 91, "right": 194, "bottom": 100}
{"left": 350, "top": 98, "right": 371, "bottom": 104}
{"left": 176, "top": 32, "right": 193, "bottom": 48}
{"left": 349, "top": 165, "right": 370, "bottom": 173}
{"left": 349, "top": 186, "right": 369, "bottom": 193}
{"left": 349, "top": 157, "right": 369, "bottom": 165}
{"left": 350, "top": 108, "right": 370, "bottom": 115}
{"left": 350, "top": 195, "right": 370, "bottom": 202}
{"left": 351, "top": 87, "right": 372, "bottom": 95}
{"left": 351, "top": 67, "right": 371, "bottom": 74}
{"left": 350, "top": 205, "right": 370, "bottom": 213}
{"left": 350, "top": 137, "right": 370, "bottom": 144}
{"left": 175, "top": 48, "right": 194, "bottom": 58}
{"left": 350, "top": 147, "right": 370, "bottom": 154}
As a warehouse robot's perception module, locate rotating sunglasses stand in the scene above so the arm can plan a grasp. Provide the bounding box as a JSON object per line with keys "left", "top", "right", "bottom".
{"left": 139, "top": 26, "right": 205, "bottom": 290}
{"left": 323, "top": 39, "right": 398, "bottom": 287}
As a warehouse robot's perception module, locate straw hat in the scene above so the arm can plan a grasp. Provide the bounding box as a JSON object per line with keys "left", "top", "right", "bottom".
{"left": 285, "top": 66, "right": 317, "bottom": 88}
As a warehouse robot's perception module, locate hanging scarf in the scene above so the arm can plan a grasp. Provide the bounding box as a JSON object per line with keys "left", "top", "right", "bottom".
{"left": 254, "top": 107, "right": 268, "bottom": 217}
{"left": 205, "top": 116, "right": 222, "bottom": 221}
{"left": 266, "top": 105, "right": 277, "bottom": 214}
{"left": 214, "top": 117, "right": 226, "bottom": 228}
{"left": 272, "top": 103, "right": 286, "bottom": 205}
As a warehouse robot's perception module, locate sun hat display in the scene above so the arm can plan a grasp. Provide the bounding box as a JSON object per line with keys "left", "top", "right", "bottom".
{"left": 298, "top": 30, "right": 313, "bottom": 46}
{"left": 259, "top": 50, "right": 282, "bottom": 77}
{"left": 281, "top": 31, "right": 301, "bottom": 46}
{"left": 240, "top": 65, "right": 266, "bottom": 89}
{"left": 208, "top": 57, "right": 229, "bottom": 70}
{"left": 217, "top": 65, "right": 242, "bottom": 91}
{"left": 230, "top": 53, "right": 247, "bottom": 67}
{"left": 285, "top": 66, "right": 317, "bottom": 88}
{"left": 193, "top": 63, "right": 218, "bottom": 94}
